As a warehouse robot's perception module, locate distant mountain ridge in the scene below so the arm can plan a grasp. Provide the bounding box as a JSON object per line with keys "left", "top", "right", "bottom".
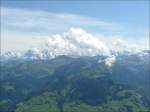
{"left": 0, "top": 51, "right": 149, "bottom": 112}
{"left": 1, "top": 49, "right": 149, "bottom": 68}
{"left": 1, "top": 28, "right": 149, "bottom": 61}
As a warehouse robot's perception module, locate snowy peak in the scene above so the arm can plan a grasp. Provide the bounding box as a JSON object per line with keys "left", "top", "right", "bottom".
{"left": 24, "top": 48, "right": 43, "bottom": 60}
{"left": 1, "top": 51, "right": 22, "bottom": 60}
{"left": 1, "top": 28, "right": 148, "bottom": 60}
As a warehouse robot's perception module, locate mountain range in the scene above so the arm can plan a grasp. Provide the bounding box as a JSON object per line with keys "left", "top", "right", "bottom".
{"left": 0, "top": 28, "right": 149, "bottom": 112}
{"left": 0, "top": 50, "right": 150, "bottom": 112}
{"left": 1, "top": 28, "right": 148, "bottom": 60}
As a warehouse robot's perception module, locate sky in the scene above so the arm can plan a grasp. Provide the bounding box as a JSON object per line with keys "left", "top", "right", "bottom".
{"left": 1, "top": 0, "right": 149, "bottom": 53}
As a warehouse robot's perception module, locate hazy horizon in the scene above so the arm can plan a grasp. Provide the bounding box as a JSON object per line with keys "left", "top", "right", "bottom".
{"left": 1, "top": 1, "right": 149, "bottom": 53}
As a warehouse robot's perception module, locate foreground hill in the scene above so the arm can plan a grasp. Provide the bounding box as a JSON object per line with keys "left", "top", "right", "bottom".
{"left": 0, "top": 53, "right": 150, "bottom": 112}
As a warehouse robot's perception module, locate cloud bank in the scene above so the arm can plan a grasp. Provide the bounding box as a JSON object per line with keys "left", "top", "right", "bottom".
{"left": 44, "top": 28, "right": 110, "bottom": 57}
{"left": 1, "top": 7, "right": 120, "bottom": 33}
{"left": 21, "top": 28, "right": 148, "bottom": 60}
{"left": 1, "top": 7, "right": 148, "bottom": 54}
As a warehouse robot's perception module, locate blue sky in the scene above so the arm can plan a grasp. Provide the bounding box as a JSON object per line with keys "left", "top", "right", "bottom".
{"left": 2, "top": 1, "right": 149, "bottom": 27}
{"left": 1, "top": 0, "right": 149, "bottom": 53}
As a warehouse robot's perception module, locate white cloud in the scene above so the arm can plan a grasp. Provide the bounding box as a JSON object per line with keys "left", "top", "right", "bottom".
{"left": 21, "top": 28, "right": 148, "bottom": 59}
{"left": 44, "top": 28, "right": 110, "bottom": 57}
{"left": 104, "top": 56, "right": 116, "bottom": 67}
{"left": 1, "top": 30, "right": 49, "bottom": 53}
{"left": 107, "top": 39, "right": 148, "bottom": 54}
{"left": 1, "top": 7, "right": 148, "bottom": 54}
{"left": 1, "top": 7, "right": 120, "bottom": 33}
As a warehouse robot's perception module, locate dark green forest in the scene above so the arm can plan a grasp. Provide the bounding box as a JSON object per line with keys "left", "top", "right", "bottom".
{"left": 0, "top": 55, "right": 150, "bottom": 112}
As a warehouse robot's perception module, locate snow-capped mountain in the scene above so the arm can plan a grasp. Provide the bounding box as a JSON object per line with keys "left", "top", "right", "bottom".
{"left": 1, "top": 28, "right": 149, "bottom": 61}
{"left": 1, "top": 51, "right": 22, "bottom": 60}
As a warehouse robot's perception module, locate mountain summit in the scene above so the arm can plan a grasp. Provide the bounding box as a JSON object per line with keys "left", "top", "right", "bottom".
{"left": 1, "top": 28, "right": 148, "bottom": 60}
